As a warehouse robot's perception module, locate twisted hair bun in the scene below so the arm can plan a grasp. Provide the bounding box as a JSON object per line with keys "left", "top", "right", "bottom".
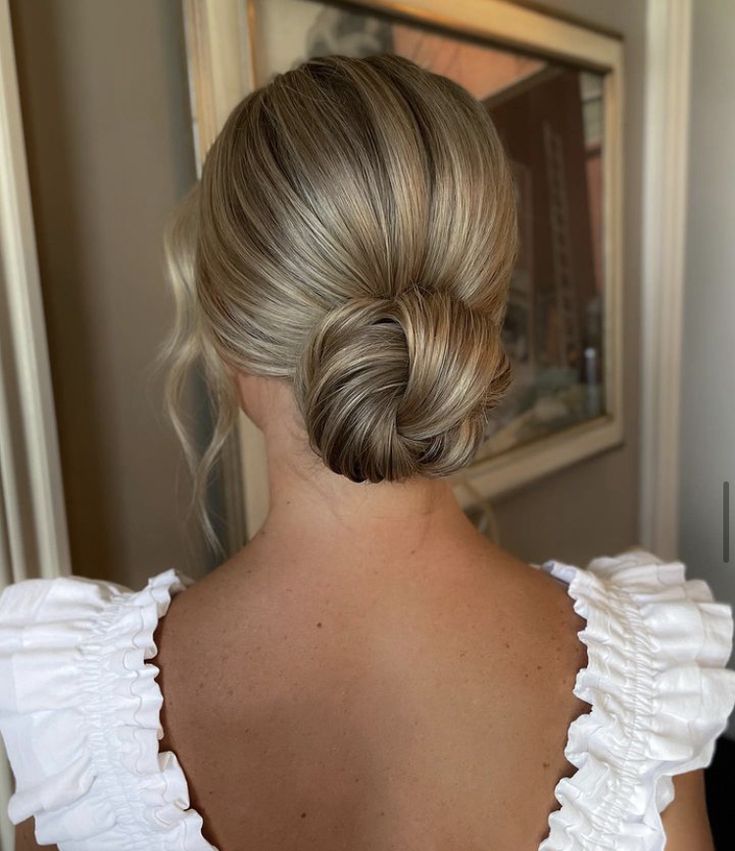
{"left": 164, "top": 52, "right": 519, "bottom": 545}
{"left": 294, "top": 287, "right": 511, "bottom": 483}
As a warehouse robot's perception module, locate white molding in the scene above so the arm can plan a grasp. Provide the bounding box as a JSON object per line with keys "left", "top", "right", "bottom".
{"left": 639, "top": 0, "right": 692, "bottom": 560}
{"left": 0, "top": 0, "right": 72, "bottom": 845}
{"left": 182, "top": 0, "right": 254, "bottom": 173}
{"left": 183, "top": 0, "right": 626, "bottom": 540}
{"left": 453, "top": 414, "right": 622, "bottom": 509}
{"left": 0, "top": 0, "right": 70, "bottom": 582}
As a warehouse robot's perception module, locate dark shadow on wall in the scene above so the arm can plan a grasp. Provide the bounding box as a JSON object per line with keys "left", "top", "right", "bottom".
{"left": 10, "top": 0, "right": 116, "bottom": 577}
{"left": 705, "top": 734, "right": 735, "bottom": 850}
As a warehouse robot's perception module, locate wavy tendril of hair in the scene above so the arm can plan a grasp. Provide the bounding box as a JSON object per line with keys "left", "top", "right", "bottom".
{"left": 155, "top": 182, "right": 238, "bottom": 558}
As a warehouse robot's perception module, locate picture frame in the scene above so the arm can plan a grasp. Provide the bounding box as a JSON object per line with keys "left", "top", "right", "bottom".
{"left": 182, "top": 0, "right": 625, "bottom": 543}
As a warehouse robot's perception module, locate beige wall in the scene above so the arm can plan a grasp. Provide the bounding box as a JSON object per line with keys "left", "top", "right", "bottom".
{"left": 10, "top": 0, "right": 211, "bottom": 588}
{"left": 9, "top": 0, "right": 646, "bottom": 588}
{"left": 679, "top": 1, "right": 735, "bottom": 601}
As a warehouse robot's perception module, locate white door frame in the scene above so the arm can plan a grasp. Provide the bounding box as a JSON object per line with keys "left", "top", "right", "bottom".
{"left": 0, "top": 0, "right": 71, "bottom": 840}
{"left": 639, "top": 0, "right": 692, "bottom": 560}
{"left": 0, "top": 0, "right": 69, "bottom": 585}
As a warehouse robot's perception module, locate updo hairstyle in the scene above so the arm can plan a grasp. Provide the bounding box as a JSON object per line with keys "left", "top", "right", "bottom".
{"left": 161, "top": 53, "right": 518, "bottom": 548}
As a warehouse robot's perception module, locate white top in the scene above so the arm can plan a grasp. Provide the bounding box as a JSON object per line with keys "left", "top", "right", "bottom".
{"left": 1, "top": 548, "right": 734, "bottom": 851}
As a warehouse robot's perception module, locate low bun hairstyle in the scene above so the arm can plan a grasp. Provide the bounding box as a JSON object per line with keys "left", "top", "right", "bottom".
{"left": 294, "top": 286, "right": 510, "bottom": 483}
{"left": 160, "top": 53, "right": 518, "bottom": 548}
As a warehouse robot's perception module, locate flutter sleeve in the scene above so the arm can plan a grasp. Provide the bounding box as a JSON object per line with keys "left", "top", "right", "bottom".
{"left": 0, "top": 569, "right": 216, "bottom": 850}
{"left": 537, "top": 548, "right": 735, "bottom": 851}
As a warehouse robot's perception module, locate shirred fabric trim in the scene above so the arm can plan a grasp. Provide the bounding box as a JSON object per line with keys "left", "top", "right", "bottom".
{"left": 536, "top": 548, "right": 735, "bottom": 851}
{"left": 0, "top": 568, "right": 217, "bottom": 850}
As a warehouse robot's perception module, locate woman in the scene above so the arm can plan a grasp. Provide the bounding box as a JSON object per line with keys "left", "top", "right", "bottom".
{"left": 2, "top": 54, "right": 734, "bottom": 851}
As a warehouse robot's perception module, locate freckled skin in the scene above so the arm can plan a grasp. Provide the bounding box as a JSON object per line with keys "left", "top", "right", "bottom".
{"left": 12, "top": 383, "right": 716, "bottom": 851}
{"left": 154, "top": 537, "right": 589, "bottom": 851}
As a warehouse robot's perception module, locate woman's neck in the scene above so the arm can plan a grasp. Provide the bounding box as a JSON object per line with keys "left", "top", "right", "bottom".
{"left": 273, "top": 454, "right": 469, "bottom": 534}
{"left": 240, "top": 445, "right": 484, "bottom": 585}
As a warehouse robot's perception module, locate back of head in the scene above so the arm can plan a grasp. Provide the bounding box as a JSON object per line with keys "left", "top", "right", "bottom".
{"left": 163, "top": 54, "right": 518, "bottom": 539}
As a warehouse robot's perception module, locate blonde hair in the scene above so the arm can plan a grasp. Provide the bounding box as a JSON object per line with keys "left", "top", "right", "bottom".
{"left": 159, "top": 53, "right": 518, "bottom": 551}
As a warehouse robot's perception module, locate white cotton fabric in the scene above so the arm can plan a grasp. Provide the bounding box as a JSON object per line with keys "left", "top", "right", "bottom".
{"left": 0, "top": 548, "right": 733, "bottom": 851}
{"left": 536, "top": 549, "right": 735, "bottom": 850}
{"left": 0, "top": 569, "right": 215, "bottom": 850}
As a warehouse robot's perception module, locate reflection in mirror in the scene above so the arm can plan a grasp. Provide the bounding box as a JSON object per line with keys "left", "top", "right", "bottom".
{"left": 248, "top": 0, "right": 607, "bottom": 461}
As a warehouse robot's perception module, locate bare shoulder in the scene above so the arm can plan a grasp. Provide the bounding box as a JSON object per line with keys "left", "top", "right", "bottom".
{"left": 14, "top": 818, "right": 53, "bottom": 851}
{"left": 150, "top": 541, "right": 596, "bottom": 848}
{"left": 497, "top": 552, "right": 718, "bottom": 851}
{"left": 661, "top": 769, "right": 716, "bottom": 851}
{"left": 153, "top": 548, "right": 257, "bottom": 677}
{"left": 483, "top": 546, "right": 591, "bottom": 729}
{"left": 479, "top": 545, "right": 589, "bottom": 686}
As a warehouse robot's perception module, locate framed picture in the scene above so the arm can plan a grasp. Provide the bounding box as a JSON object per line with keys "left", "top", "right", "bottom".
{"left": 183, "top": 0, "right": 624, "bottom": 541}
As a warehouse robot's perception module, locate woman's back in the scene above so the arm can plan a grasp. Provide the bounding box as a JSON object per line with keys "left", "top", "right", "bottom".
{"left": 4, "top": 53, "right": 735, "bottom": 851}
{"left": 154, "top": 532, "right": 588, "bottom": 851}
{"left": 4, "top": 528, "right": 735, "bottom": 851}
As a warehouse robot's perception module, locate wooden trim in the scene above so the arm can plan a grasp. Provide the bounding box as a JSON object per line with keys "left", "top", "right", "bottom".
{"left": 500, "top": 0, "right": 622, "bottom": 41}
{"left": 346, "top": 0, "right": 622, "bottom": 69}
{"left": 182, "top": 0, "right": 254, "bottom": 167}
{"left": 639, "top": 0, "right": 692, "bottom": 559}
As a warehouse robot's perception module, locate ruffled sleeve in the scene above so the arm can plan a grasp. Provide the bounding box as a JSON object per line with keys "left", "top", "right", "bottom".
{"left": 0, "top": 568, "right": 217, "bottom": 851}
{"left": 537, "top": 547, "right": 735, "bottom": 851}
